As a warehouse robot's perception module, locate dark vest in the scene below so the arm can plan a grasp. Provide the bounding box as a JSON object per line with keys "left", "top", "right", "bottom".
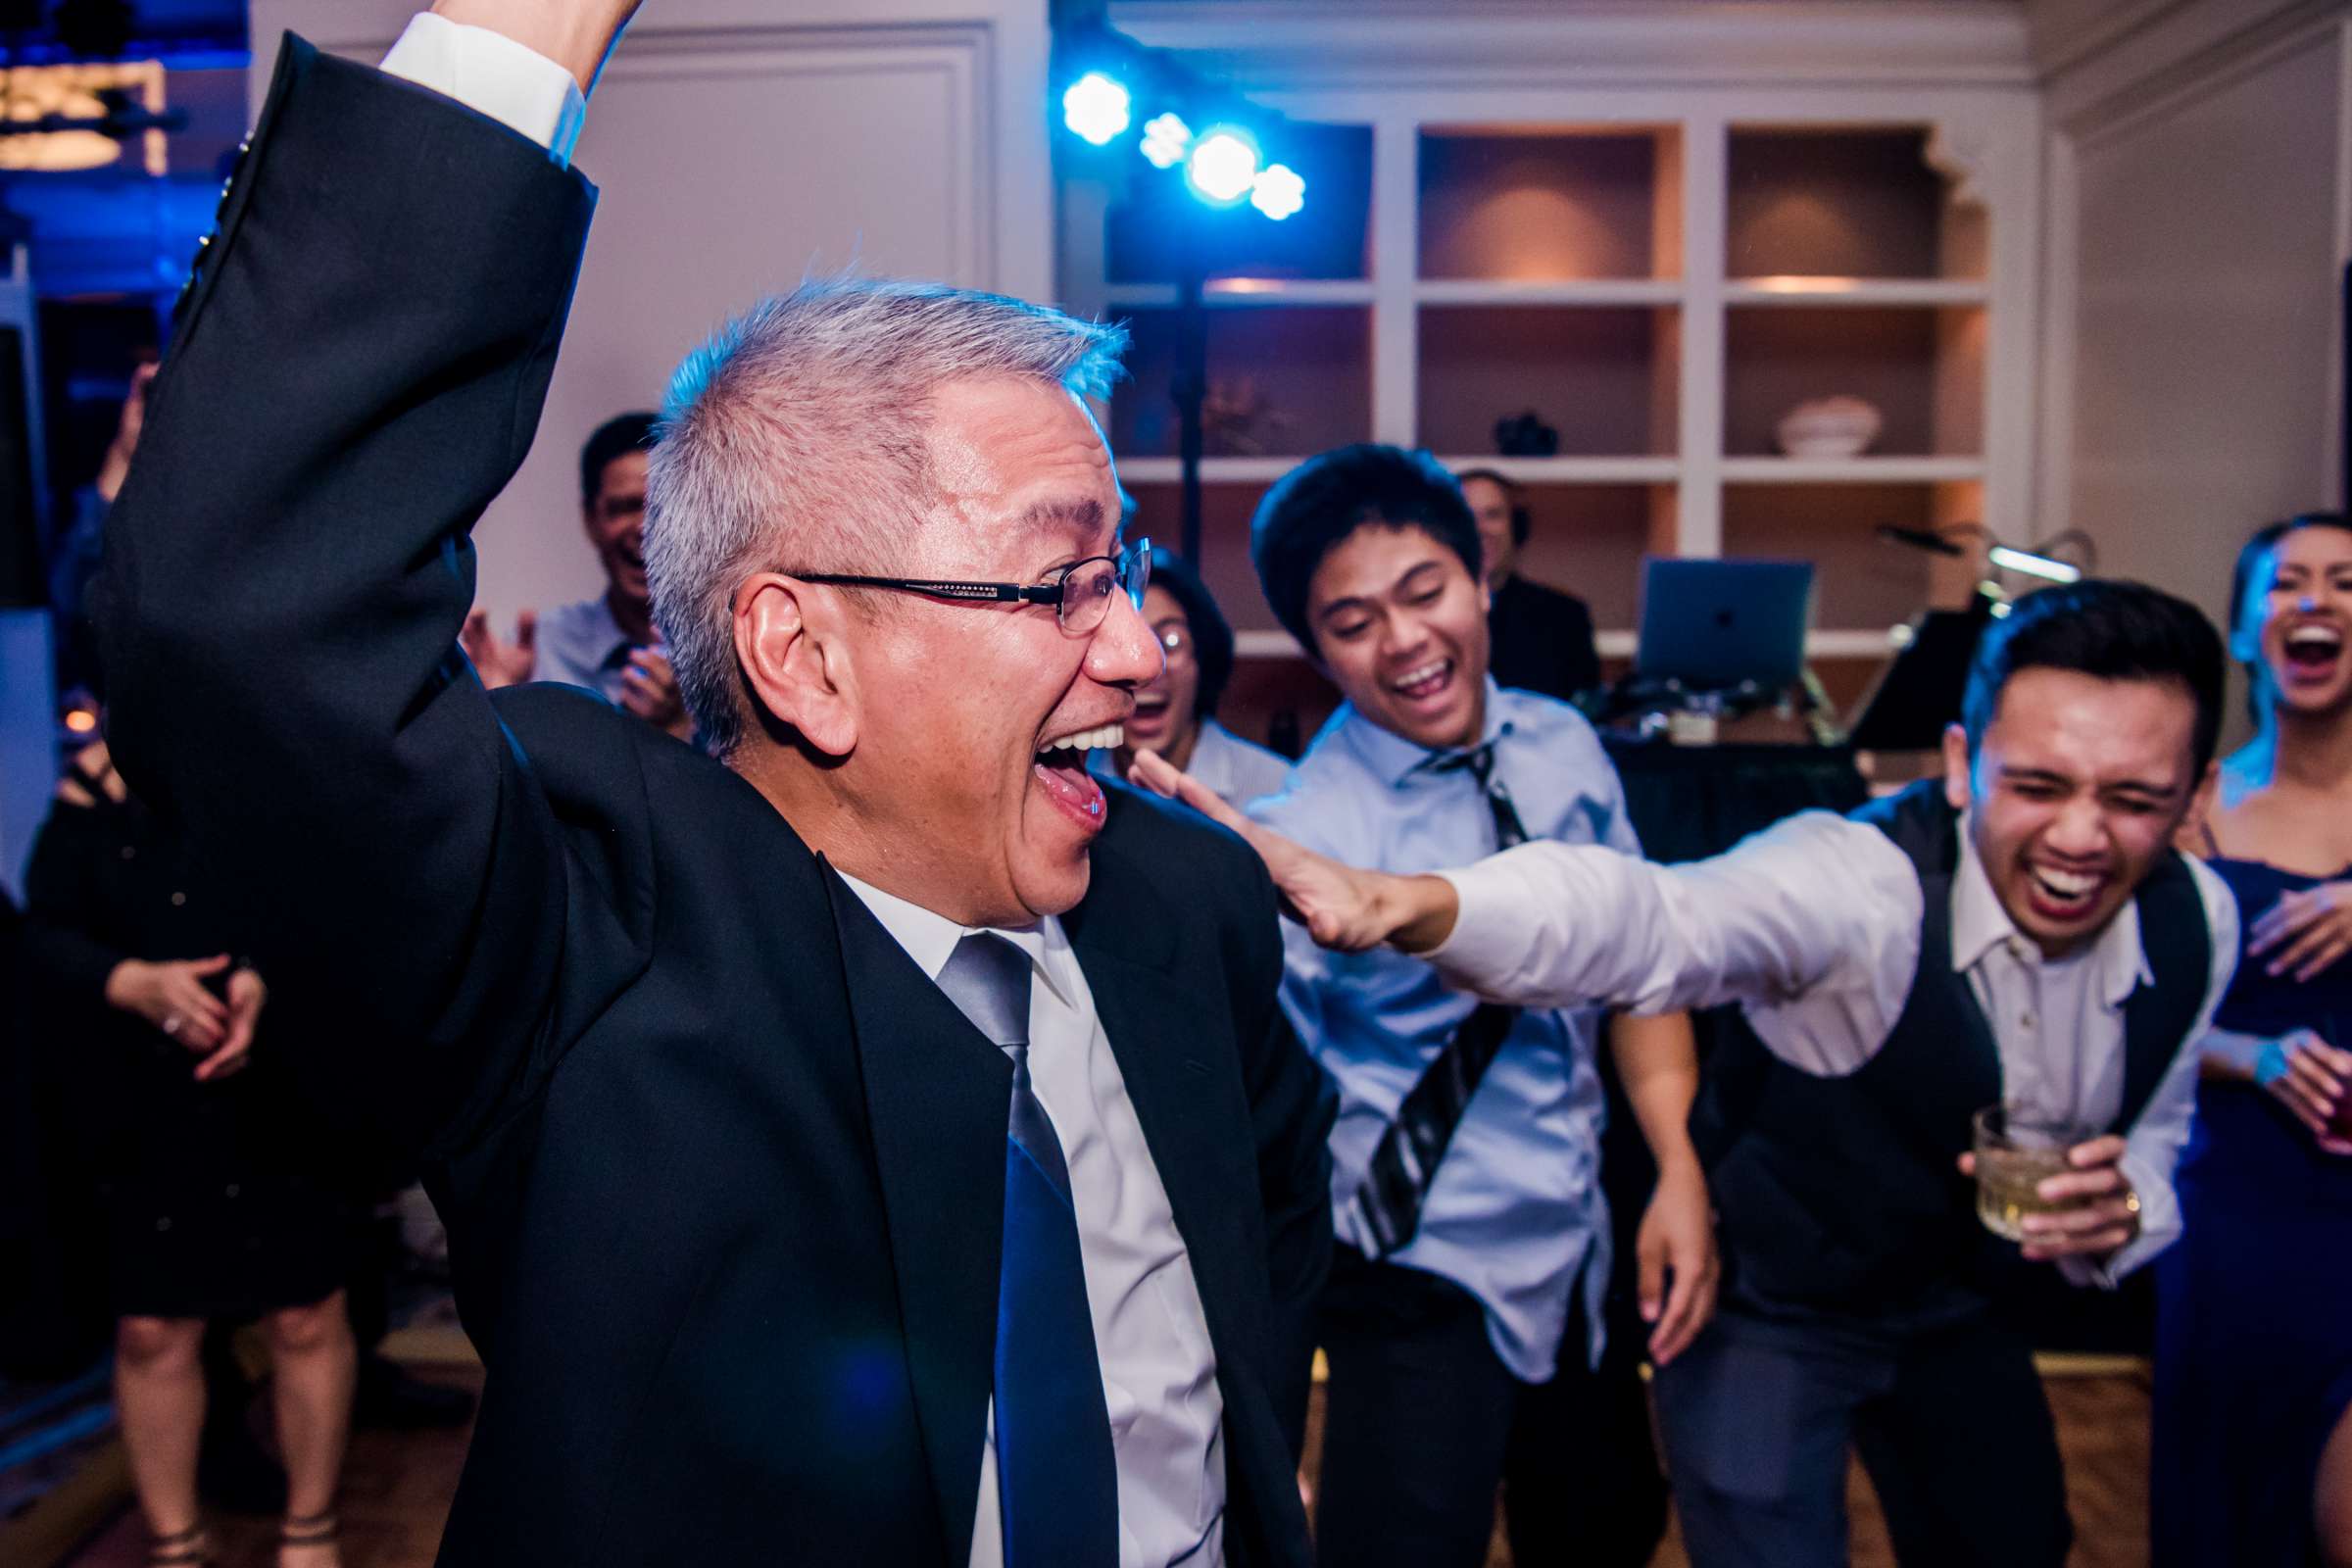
{"left": 1696, "top": 779, "right": 2212, "bottom": 1318}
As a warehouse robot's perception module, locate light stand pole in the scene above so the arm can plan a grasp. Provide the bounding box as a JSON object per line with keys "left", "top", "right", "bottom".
{"left": 1173, "top": 227, "right": 1207, "bottom": 564}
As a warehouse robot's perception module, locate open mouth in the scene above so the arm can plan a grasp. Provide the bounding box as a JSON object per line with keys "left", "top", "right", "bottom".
{"left": 1127, "top": 691, "right": 1173, "bottom": 738}
{"left": 2026, "top": 862, "right": 2106, "bottom": 922}
{"left": 1388, "top": 658, "right": 1455, "bottom": 707}
{"left": 1033, "top": 722, "right": 1124, "bottom": 827}
{"left": 2283, "top": 622, "right": 2345, "bottom": 681}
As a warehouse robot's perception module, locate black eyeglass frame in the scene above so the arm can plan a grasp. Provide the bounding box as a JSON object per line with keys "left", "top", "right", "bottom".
{"left": 794, "top": 536, "right": 1152, "bottom": 629}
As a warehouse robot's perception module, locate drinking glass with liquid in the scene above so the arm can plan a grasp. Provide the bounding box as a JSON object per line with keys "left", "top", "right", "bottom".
{"left": 1972, "top": 1104, "right": 2094, "bottom": 1242}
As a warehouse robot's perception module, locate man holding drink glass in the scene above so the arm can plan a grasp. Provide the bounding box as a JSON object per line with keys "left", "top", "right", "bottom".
{"left": 1136, "top": 580, "right": 2240, "bottom": 1568}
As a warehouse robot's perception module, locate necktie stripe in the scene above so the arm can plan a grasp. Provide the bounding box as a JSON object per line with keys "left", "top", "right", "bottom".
{"left": 1352, "top": 742, "right": 1529, "bottom": 1257}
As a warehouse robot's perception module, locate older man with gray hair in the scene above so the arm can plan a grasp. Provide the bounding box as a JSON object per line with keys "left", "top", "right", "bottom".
{"left": 94, "top": 4, "right": 1332, "bottom": 1566}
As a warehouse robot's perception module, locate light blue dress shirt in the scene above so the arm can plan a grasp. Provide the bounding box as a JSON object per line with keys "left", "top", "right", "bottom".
{"left": 1249, "top": 682, "right": 1639, "bottom": 1381}
{"left": 532, "top": 595, "right": 639, "bottom": 709}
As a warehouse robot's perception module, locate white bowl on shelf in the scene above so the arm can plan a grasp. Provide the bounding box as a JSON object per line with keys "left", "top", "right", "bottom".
{"left": 1776, "top": 396, "right": 1883, "bottom": 460}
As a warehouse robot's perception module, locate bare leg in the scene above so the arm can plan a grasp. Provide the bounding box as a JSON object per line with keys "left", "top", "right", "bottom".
{"left": 114, "top": 1316, "right": 211, "bottom": 1549}
{"left": 2318, "top": 1400, "right": 2352, "bottom": 1568}
{"left": 263, "top": 1291, "right": 355, "bottom": 1568}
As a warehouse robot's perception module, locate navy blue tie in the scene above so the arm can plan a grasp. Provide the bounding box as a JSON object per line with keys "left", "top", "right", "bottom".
{"left": 935, "top": 933, "right": 1119, "bottom": 1567}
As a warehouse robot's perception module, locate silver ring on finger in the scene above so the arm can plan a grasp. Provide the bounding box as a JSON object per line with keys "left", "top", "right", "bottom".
{"left": 163, "top": 1014, "right": 182, "bottom": 1037}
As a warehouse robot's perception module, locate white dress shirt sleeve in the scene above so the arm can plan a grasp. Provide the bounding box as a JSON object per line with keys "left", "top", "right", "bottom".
{"left": 2059, "top": 854, "right": 2242, "bottom": 1288}
{"left": 1427, "top": 808, "right": 1925, "bottom": 1076}
{"left": 379, "top": 11, "right": 588, "bottom": 166}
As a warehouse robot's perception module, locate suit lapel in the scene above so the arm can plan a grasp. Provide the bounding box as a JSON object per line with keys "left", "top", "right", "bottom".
{"left": 1063, "top": 844, "right": 1258, "bottom": 1357}
{"left": 820, "top": 864, "right": 1007, "bottom": 1567}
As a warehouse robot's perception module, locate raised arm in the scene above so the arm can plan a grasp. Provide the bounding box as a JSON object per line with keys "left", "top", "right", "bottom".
{"left": 96, "top": 16, "right": 620, "bottom": 1144}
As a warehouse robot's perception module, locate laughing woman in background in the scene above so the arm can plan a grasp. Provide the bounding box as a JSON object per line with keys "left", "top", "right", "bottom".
{"left": 2156, "top": 512, "right": 2352, "bottom": 1568}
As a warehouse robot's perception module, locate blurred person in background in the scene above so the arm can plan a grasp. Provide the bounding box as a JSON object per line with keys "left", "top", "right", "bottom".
{"left": 1455, "top": 467, "right": 1598, "bottom": 704}
{"left": 26, "top": 742, "right": 354, "bottom": 1568}
{"left": 459, "top": 411, "right": 693, "bottom": 740}
{"left": 2155, "top": 511, "right": 2352, "bottom": 1568}
{"left": 1102, "top": 546, "right": 1292, "bottom": 808}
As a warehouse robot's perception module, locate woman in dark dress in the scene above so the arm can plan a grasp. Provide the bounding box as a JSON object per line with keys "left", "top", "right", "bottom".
{"left": 2155, "top": 512, "right": 2352, "bottom": 1568}
{"left": 26, "top": 741, "right": 354, "bottom": 1568}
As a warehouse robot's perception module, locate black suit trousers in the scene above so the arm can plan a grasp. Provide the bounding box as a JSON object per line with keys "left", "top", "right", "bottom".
{"left": 1312, "top": 1246, "right": 1667, "bottom": 1568}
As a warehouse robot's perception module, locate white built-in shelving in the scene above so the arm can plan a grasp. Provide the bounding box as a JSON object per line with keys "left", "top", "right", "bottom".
{"left": 1059, "top": 2, "right": 2041, "bottom": 733}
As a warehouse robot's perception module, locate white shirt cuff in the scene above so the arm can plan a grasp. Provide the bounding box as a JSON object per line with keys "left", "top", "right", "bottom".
{"left": 1425, "top": 862, "right": 1525, "bottom": 990}
{"left": 380, "top": 12, "right": 587, "bottom": 167}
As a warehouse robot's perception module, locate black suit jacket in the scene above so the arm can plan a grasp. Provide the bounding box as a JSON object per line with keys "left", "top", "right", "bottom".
{"left": 99, "top": 39, "right": 1331, "bottom": 1567}
{"left": 1488, "top": 573, "right": 1601, "bottom": 703}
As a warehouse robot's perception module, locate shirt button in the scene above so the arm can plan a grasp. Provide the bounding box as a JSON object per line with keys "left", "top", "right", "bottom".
{"left": 120, "top": 845, "right": 135, "bottom": 859}
{"left": 2020, "top": 1011, "right": 2035, "bottom": 1029}
{"left": 223, "top": 1183, "right": 240, "bottom": 1199}
{"left": 170, "top": 891, "right": 186, "bottom": 906}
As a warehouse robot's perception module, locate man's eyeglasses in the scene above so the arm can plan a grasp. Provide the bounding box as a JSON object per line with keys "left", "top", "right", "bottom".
{"left": 796, "top": 537, "right": 1151, "bottom": 637}
{"left": 1152, "top": 620, "right": 1196, "bottom": 664}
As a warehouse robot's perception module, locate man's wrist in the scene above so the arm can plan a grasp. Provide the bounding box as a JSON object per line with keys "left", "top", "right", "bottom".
{"left": 427, "top": 0, "right": 633, "bottom": 95}
{"left": 1387, "top": 873, "right": 1460, "bottom": 955}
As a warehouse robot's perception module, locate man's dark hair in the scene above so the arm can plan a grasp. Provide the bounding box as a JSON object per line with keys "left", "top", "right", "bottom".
{"left": 1146, "top": 546, "right": 1236, "bottom": 721}
{"left": 1453, "top": 466, "right": 1532, "bottom": 547}
{"left": 1250, "top": 444, "right": 1482, "bottom": 655}
{"left": 1960, "top": 578, "right": 2226, "bottom": 776}
{"left": 580, "top": 412, "right": 661, "bottom": 507}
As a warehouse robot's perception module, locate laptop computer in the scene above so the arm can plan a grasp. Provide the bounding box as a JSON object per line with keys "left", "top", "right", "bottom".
{"left": 1634, "top": 557, "right": 1816, "bottom": 689}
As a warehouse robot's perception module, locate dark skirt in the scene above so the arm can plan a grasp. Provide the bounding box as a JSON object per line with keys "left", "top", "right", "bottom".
{"left": 89, "top": 1026, "right": 353, "bottom": 1321}
{"left": 2152, "top": 1080, "right": 2352, "bottom": 1568}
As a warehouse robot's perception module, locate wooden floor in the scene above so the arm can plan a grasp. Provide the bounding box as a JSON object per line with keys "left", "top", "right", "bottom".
{"left": 61, "top": 1363, "right": 2151, "bottom": 1567}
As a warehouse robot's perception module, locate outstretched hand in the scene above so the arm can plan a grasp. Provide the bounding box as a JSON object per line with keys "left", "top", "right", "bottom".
{"left": 1127, "top": 750, "right": 1459, "bottom": 953}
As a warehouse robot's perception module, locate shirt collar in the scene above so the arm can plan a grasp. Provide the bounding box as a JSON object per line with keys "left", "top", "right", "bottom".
{"left": 833, "top": 870, "right": 1076, "bottom": 1008}
{"left": 1337, "top": 677, "right": 1514, "bottom": 790}
{"left": 1949, "top": 812, "right": 2151, "bottom": 1004}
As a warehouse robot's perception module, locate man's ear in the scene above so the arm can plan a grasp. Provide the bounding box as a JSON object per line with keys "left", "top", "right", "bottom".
{"left": 735, "top": 574, "right": 858, "bottom": 759}
{"left": 1941, "top": 721, "right": 1973, "bottom": 812}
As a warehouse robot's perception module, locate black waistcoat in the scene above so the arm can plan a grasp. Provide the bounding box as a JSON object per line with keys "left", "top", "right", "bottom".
{"left": 1695, "top": 778, "right": 2211, "bottom": 1320}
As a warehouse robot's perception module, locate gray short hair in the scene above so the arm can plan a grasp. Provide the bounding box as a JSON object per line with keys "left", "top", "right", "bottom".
{"left": 645, "top": 276, "right": 1128, "bottom": 757}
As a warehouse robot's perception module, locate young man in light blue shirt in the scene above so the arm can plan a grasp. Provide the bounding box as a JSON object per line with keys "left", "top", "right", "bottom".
{"left": 1245, "top": 445, "right": 1717, "bottom": 1568}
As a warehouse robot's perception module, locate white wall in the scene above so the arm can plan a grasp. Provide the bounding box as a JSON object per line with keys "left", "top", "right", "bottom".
{"left": 250, "top": 0, "right": 1053, "bottom": 626}
{"left": 2035, "top": 0, "right": 2352, "bottom": 629}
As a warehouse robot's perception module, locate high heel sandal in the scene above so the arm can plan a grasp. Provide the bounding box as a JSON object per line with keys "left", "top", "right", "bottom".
{"left": 278, "top": 1509, "right": 341, "bottom": 1564}
{"left": 147, "top": 1521, "right": 216, "bottom": 1566}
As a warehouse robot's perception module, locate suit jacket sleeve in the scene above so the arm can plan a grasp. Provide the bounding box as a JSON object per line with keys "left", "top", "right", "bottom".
{"left": 95, "top": 38, "right": 597, "bottom": 1150}
{"left": 1232, "top": 840, "right": 1336, "bottom": 1461}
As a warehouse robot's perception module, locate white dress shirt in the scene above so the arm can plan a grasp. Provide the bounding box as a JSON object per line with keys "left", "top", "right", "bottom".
{"left": 1427, "top": 808, "right": 2239, "bottom": 1287}
{"left": 380, "top": 19, "right": 1225, "bottom": 1562}
{"left": 840, "top": 875, "right": 1226, "bottom": 1568}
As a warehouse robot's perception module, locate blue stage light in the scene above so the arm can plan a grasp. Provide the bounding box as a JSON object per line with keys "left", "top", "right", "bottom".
{"left": 1185, "top": 127, "right": 1259, "bottom": 206}
{"left": 1250, "top": 163, "right": 1305, "bottom": 220}
{"left": 1061, "top": 72, "right": 1132, "bottom": 146}
{"left": 1140, "top": 113, "right": 1192, "bottom": 171}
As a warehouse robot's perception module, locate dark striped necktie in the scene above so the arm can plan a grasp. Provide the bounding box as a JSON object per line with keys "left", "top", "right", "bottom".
{"left": 1351, "top": 742, "right": 1528, "bottom": 1258}
{"left": 934, "top": 933, "right": 1119, "bottom": 1566}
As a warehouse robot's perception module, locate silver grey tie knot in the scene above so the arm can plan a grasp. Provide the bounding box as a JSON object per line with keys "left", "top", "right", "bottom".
{"left": 936, "top": 931, "right": 1033, "bottom": 1051}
